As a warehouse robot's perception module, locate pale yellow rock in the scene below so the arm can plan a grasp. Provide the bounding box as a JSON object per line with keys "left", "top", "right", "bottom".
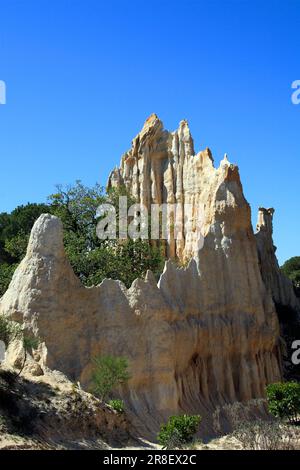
{"left": 0, "top": 117, "right": 286, "bottom": 438}
{"left": 108, "top": 114, "right": 250, "bottom": 263}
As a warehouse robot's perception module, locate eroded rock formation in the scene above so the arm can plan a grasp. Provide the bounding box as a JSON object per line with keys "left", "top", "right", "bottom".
{"left": 255, "top": 207, "right": 300, "bottom": 314}
{"left": 0, "top": 116, "right": 287, "bottom": 437}
{"left": 255, "top": 208, "right": 300, "bottom": 381}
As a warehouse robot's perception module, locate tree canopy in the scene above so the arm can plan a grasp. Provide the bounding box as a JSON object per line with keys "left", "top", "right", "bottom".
{"left": 281, "top": 256, "right": 300, "bottom": 288}
{"left": 0, "top": 182, "right": 164, "bottom": 297}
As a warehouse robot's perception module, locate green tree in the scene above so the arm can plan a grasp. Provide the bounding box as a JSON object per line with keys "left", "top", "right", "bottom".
{"left": 0, "top": 203, "right": 50, "bottom": 263}
{"left": 51, "top": 181, "right": 164, "bottom": 288}
{"left": 0, "top": 264, "right": 18, "bottom": 298}
{"left": 266, "top": 382, "right": 300, "bottom": 424}
{"left": 0, "top": 181, "right": 165, "bottom": 296}
{"left": 0, "top": 203, "right": 50, "bottom": 296}
{"left": 49, "top": 180, "right": 105, "bottom": 246}
{"left": 281, "top": 257, "right": 300, "bottom": 288}
{"left": 91, "top": 355, "right": 130, "bottom": 402}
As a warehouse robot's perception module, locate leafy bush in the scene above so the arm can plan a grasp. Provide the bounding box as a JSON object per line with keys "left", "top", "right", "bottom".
{"left": 91, "top": 355, "right": 130, "bottom": 402}
{"left": 266, "top": 382, "right": 300, "bottom": 423}
{"left": 16, "top": 335, "right": 40, "bottom": 377}
{"left": 157, "top": 415, "right": 201, "bottom": 449}
{"left": 0, "top": 316, "right": 22, "bottom": 345}
{"left": 108, "top": 399, "right": 125, "bottom": 413}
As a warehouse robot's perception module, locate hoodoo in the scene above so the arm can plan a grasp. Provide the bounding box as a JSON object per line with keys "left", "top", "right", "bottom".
{"left": 2, "top": 115, "right": 297, "bottom": 437}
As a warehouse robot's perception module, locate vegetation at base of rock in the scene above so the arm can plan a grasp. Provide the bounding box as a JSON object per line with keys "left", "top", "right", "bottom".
{"left": 233, "top": 418, "right": 297, "bottom": 450}
{"left": 212, "top": 399, "right": 299, "bottom": 450}
{"left": 16, "top": 335, "right": 40, "bottom": 377}
{"left": 0, "top": 182, "right": 164, "bottom": 297}
{"left": 0, "top": 316, "right": 22, "bottom": 345}
{"left": 157, "top": 415, "right": 201, "bottom": 449}
{"left": 91, "top": 355, "right": 130, "bottom": 402}
{"left": 0, "top": 315, "right": 40, "bottom": 377}
{"left": 108, "top": 399, "right": 125, "bottom": 413}
{"left": 266, "top": 381, "right": 300, "bottom": 423}
{"left": 0, "top": 368, "right": 130, "bottom": 449}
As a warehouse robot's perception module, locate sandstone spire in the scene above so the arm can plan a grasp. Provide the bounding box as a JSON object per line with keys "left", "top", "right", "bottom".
{"left": 0, "top": 117, "right": 285, "bottom": 438}
{"left": 256, "top": 207, "right": 300, "bottom": 313}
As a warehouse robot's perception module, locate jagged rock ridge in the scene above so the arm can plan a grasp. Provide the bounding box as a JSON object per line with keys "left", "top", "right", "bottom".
{"left": 1, "top": 115, "right": 292, "bottom": 438}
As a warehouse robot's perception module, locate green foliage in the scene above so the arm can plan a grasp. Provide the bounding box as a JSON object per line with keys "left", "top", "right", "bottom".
{"left": 0, "top": 203, "right": 50, "bottom": 296}
{"left": 108, "top": 399, "right": 125, "bottom": 413}
{"left": 0, "top": 181, "right": 165, "bottom": 296}
{"left": 14, "top": 334, "right": 40, "bottom": 378}
{"left": 281, "top": 256, "right": 300, "bottom": 288}
{"left": 266, "top": 382, "right": 300, "bottom": 423}
{"left": 0, "top": 314, "right": 40, "bottom": 378}
{"left": 91, "top": 355, "right": 130, "bottom": 402}
{"left": 0, "top": 263, "right": 18, "bottom": 298}
{"left": 0, "top": 203, "right": 50, "bottom": 263}
{"left": 66, "top": 236, "right": 163, "bottom": 288}
{"left": 52, "top": 181, "right": 164, "bottom": 288}
{"left": 4, "top": 234, "right": 29, "bottom": 260}
{"left": 0, "top": 316, "right": 22, "bottom": 345}
{"left": 157, "top": 415, "right": 201, "bottom": 449}
{"left": 49, "top": 181, "right": 106, "bottom": 242}
{"left": 23, "top": 335, "right": 39, "bottom": 352}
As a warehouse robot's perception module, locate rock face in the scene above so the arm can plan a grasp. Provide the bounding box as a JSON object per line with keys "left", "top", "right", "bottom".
{"left": 255, "top": 208, "right": 300, "bottom": 381}
{"left": 255, "top": 207, "right": 300, "bottom": 314}
{"left": 108, "top": 114, "right": 247, "bottom": 262}
{"left": 0, "top": 116, "right": 286, "bottom": 438}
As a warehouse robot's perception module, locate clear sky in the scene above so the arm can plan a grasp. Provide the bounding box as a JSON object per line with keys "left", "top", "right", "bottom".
{"left": 0, "top": 0, "right": 299, "bottom": 264}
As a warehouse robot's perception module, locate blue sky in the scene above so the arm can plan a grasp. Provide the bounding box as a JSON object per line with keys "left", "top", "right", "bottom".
{"left": 0, "top": 0, "right": 299, "bottom": 264}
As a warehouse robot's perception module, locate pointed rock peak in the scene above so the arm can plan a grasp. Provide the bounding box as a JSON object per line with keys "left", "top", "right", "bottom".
{"left": 223, "top": 162, "right": 241, "bottom": 184}
{"left": 145, "top": 270, "right": 158, "bottom": 286}
{"left": 145, "top": 113, "right": 159, "bottom": 124}
{"left": 205, "top": 147, "right": 214, "bottom": 163}
{"left": 142, "top": 113, "right": 163, "bottom": 131}
{"left": 256, "top": 207, "right": 275, "bottom": 233}
{"left": 136, "top": 113, "right": 164, "bottom": 142}
{"left": 27, "top": 214, "right": 65, "bottom": 258}
{"left": 179, "top": 118, "right": 189, "bottom": 128}
{"left": 186, "top": 258, "right": 200, "bottom": 276}
{"left": 178, "top": 119, "right": 192, "bottom": 137}
{"left": 177, "top": 119, "right": 195, "bottom": 154}
{"left": 220, "top": 153, "right": 230, "bottom": 167}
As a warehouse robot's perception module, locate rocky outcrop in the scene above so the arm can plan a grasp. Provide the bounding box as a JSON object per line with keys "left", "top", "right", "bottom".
{"left": 255, "top": 208, "right": 300, "bottom": 381}
{"left": 0, "top": 116, "right": 284, "bottom": 438}
{"left": 255, "top": 207, "right": 300, "bottom": 314}
{"left": 108, "top": 114, "right": 248, "bottom": 262}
